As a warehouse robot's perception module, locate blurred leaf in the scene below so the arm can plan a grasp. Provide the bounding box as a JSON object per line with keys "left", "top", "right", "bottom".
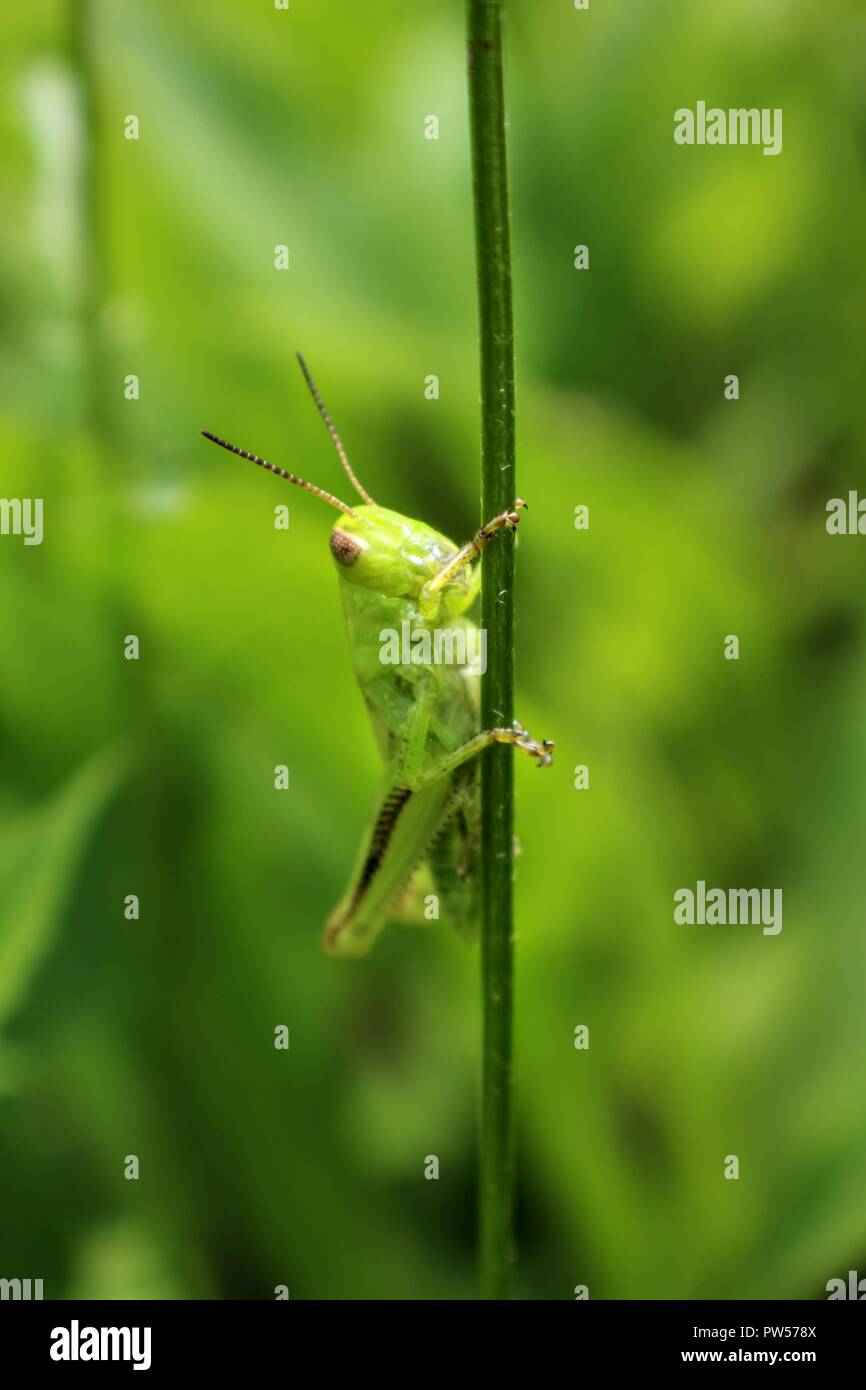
{"left": 0, "top": 748, "right": 122, "bottom": 1028}
{"left": 69, "top": 1219, "right": 192, "bottom": 1301}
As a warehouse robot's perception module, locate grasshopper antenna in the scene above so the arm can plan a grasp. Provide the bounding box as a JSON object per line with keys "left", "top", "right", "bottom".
{"left": 296, "top": 352, "right": 377, "bottom": 506}
{"left": 201, "top": 431, "right": 360, "bottom": 519}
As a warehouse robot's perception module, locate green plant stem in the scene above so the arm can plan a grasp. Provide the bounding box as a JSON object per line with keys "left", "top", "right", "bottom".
{"left": 466, "top": 0, "right": 516, "bottom": 1300}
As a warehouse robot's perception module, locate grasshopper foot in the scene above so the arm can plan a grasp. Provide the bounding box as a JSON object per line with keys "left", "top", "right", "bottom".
{"left": 491, "top": 721, "right": 555, "bottom": 768}
{"left": 504, "top": 498, "right": 527, "bottom": 529}
{"left": 479, "top": 498, "right": 527, "bottom": 541}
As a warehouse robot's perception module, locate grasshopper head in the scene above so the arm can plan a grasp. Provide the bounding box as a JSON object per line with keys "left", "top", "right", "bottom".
{"left": 330, "top": 507, "right": 480, "bottom": 616}
{"left": 202, "top": 356, "right": 478, "bottom": 617}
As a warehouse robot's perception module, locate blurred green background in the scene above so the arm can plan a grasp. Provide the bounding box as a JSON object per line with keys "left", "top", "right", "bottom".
{"left": 2, "top": 0, "right": 866, "bottom": 1300}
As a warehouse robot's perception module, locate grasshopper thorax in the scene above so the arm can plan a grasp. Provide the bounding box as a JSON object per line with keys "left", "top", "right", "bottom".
{"left": 330, "top": 506, "right": 479, "bottom": 616}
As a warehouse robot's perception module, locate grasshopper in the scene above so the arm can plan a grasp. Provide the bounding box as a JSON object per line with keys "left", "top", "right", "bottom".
{"left": 202, "top": 356, "right": 553, "bottom": 957}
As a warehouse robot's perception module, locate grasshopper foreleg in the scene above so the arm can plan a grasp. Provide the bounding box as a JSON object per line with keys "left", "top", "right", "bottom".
{"left": 408, "top": 720, "right": 554, "bottom": 791}
{"left": 420, "top": 499, "right": 526, "bottom": 616}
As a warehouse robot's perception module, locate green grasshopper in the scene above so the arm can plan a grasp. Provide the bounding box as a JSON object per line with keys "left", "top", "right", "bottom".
{"left": 202, "top": 355, "right": 553, "bottom": 957}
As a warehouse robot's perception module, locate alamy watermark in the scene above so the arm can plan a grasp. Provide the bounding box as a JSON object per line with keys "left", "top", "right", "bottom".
{"left": 827, "top": 1270, "right": 866, "bottom": 1299}
{"left": 674, "top": 881, "right": 782, "bottom": 936}
{"left": 826, "top": 492, "right": 866, "bottom": 534}
{"left": 50, "top": 1321, "right": 151, "bottom": 1371}
{"left": 0, "top": 1276, "right": 43, "bottom": 1299}
{"left": 674, "top": 103, "right": 782, "bottom": 157}
{"left": 0, "top": 497, "right": 43, "bottom": 545}
{"left": 379, "top": 620, "right": 487, "bottom": 675}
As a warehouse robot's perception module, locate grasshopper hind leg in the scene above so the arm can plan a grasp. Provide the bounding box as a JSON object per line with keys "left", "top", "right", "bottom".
{"left": 324, "top": 775, "right": 454, "bottom": 957}
{"left": 389, "top": 860, "right": 437, "bottom": 925}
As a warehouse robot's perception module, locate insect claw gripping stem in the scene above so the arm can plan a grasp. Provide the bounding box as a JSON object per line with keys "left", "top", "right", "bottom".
{"left": 481, "top": 497, "right": 526, "bottom": 537}
{"left": 495, "top": 721, "right": 555, "bottom": 769}
{"left": 420, "top": 498, "right": 528, "bottom": 615}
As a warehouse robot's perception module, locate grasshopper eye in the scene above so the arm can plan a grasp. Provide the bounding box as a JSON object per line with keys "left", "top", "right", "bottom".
{"left": 330, "top": 529, "right": 364, "bottom": 566}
